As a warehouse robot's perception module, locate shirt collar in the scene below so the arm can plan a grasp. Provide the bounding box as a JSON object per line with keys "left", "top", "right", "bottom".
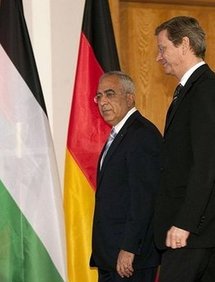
{"left": 180, "top": 61, "right": 205, "bottom": 86}
{"left": 113, "top": 107, "right": 137, "bottom": 134}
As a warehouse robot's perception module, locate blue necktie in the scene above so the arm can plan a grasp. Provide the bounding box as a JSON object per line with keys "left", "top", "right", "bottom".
{"left": 100, "top": 128, "right": 117, "bottom": 168}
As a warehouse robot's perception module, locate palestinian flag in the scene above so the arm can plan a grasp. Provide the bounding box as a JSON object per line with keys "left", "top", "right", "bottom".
{"left": 0, "top": 0, "right": 67, "bottom": 281}
{"left": 64, "top": 0, "right": 120, "bottom": 281}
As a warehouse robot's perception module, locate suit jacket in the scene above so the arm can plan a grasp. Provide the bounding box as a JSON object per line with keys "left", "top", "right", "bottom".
{"left": 90, "top": 110, "right": 162, "bottom": 271}
{"left": 154, "top": 64, "right": 215, "bottom": 249}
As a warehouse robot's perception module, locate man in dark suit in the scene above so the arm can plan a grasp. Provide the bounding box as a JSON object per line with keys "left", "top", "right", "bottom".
{"left": 90, "top": 71, "right": 162, "bottom": 281}
{"left": 154, "top": 16, "right": 215, "bottom": 282}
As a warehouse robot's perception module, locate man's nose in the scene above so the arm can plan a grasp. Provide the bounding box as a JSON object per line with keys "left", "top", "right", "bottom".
{"left": 156, "top": 52, "right": 163, "bottom": 62}
{"left": 99, "top": 94, "right": 109, "bottom": 104}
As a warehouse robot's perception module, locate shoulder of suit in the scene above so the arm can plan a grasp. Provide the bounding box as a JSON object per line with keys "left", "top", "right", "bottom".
{"left": 127, "top": 111, "right": 162, "bottom": 137}
{"left": 185, "top": 64, "right": 215, "bottom": 88}
{"left": 196, "top": 63, "right": 215, "bottom": 77}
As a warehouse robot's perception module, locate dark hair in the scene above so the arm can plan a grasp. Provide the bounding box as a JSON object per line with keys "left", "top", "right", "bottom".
{"left": 155, "top": 16, "right": 206, "bottom": 59}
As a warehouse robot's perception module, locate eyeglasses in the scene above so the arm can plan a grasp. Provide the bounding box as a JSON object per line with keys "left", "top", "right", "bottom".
{"left": 94, "top": 89, "right": 117, "bottom": 104}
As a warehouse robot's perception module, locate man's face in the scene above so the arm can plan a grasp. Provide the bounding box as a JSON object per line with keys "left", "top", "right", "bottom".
{"left": 156, "top": 29, "right": 184, "bottom": 79}
{"left": 96, "top": 75, "right": 134, "bottom": 126}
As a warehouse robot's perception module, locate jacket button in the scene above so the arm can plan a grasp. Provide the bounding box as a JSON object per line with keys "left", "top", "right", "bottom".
{"left": 200, "top": 216, "right": 205, "bottom": 222}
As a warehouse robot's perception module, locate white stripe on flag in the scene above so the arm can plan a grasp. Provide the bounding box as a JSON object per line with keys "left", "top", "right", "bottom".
{"left": 0, "top": 45, "right": 66, "bottom": 281}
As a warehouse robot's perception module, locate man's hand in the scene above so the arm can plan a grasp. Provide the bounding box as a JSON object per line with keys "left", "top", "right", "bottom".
{"left": 166, "top": 226, "right": 190, "bottom": 249}
{"left": 116, "top": 250, "right": 134, "bottom": 278}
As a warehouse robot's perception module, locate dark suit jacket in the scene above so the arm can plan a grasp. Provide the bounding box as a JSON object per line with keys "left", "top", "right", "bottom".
{"left": 154, "top": 64, "right": 215, "bottom": 249}
{"left": 90, "top": 110, "right": 162, "bottom": 271}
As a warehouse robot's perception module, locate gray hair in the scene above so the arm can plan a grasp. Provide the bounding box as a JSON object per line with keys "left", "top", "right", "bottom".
{"left": 99, "top": 71, "right": 135, "bottom": 95}
{"left": 155, "top": 16, "right": 206, "bottom": 59}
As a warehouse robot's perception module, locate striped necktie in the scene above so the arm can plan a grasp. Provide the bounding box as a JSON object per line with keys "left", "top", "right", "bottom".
{"left": 172, "top": 83, "right": 183, "bottom": 104}
{"left": 167, "top": 84, "right": 183, "bottom": 117}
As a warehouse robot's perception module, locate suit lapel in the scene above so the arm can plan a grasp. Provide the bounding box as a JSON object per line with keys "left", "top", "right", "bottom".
{"left": 97, "top": 111, "right": 139, "bottom": 185}
{"left": 164, "top": 64, "right": 209, "bottom": 134}
{"left": 164, "top": 84, "right": 187, "bottom": 132}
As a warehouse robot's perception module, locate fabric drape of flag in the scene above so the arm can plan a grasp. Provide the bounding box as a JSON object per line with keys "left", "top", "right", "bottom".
{"left": 64, "top": 0, "right": 120, "bottom": 281}
{"left": 0, "top": 0, "right": 67, "bottom": 281}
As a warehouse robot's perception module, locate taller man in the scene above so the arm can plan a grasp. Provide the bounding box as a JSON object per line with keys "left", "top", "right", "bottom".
{"left": 154, "top": 16, "right": 215, "bottom": 282}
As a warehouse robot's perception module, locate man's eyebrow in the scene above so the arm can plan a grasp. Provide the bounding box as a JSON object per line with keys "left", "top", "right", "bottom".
{"left": 104, "top": 89, "right": 115, "bottom": 92}
{"left": 96, "top": 88, "right": 115, "bottom": 94}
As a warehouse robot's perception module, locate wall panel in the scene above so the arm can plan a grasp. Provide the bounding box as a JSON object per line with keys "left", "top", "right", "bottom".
{"left": 110, "top": 0, "right": 215, "bottom": 133}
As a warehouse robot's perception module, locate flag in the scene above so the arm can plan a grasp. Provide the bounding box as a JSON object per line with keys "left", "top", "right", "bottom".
{"left": 0, "top": 1, "right": 67, "bottom": 281}
{"left": 64, "top": 0, "right": 120, "bottom": 281}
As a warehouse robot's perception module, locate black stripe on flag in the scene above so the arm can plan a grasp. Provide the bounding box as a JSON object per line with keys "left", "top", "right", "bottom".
{"left": 0, "top": 0, "right": 47, "bottom": 115}
{"left": 82, "top": 0, "right": 120, "bottom": 71}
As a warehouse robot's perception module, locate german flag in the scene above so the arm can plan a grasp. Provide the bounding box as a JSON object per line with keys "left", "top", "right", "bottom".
{"left": 64, "top": 0, "right": 120, "bottom": 281}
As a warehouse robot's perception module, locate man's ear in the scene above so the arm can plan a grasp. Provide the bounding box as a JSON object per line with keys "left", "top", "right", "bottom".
{"left": 127, "top": 93, "right": 135, "bottom": 107}
{"left": 182, "top": 36, "right": 190, "bottom": 55}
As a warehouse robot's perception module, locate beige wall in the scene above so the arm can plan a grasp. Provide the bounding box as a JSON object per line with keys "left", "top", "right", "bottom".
{"left": 109, "top": 0, "right": 215, "bottom": 133}
{"left": 23, "top": 0, "right": 85, "bottom": 186}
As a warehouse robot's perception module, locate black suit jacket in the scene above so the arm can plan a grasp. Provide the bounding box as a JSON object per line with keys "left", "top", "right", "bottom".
{"left": 154, "top": 64, "right": 215, "bottom": 249}
{"left": 90, "top": 110, "right": 162, "bottom": 271}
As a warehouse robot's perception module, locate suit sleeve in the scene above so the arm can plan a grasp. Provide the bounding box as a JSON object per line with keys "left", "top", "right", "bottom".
{"left": 174, "top": 78, "right": 215, "bottom": 233}
{"left": 120, "top": 126, "right": 161, "bottom": 254}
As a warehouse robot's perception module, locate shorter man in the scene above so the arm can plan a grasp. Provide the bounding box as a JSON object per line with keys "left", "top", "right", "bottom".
{"left": 90, "top": 71, "right": 162, "bottom": 282}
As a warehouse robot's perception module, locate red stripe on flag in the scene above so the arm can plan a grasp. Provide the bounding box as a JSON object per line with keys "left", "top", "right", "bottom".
{"left": 67, "top": 32, "right": 110, "bottom": 189}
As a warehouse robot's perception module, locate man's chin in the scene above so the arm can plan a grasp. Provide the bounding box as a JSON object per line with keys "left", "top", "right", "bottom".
{"left": 103, "top": 117, "right": 114, "bottom": 126}
{"left": 163, "top": 66, "right": 172, "bottom": 75}
{"left": 102, "top": 113, "right": 112, "bottom": 119}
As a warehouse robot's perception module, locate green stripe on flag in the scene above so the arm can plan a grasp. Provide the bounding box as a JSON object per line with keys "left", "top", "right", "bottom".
{"left": 0, "top": 180, "right": 63, "bottom": 282}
